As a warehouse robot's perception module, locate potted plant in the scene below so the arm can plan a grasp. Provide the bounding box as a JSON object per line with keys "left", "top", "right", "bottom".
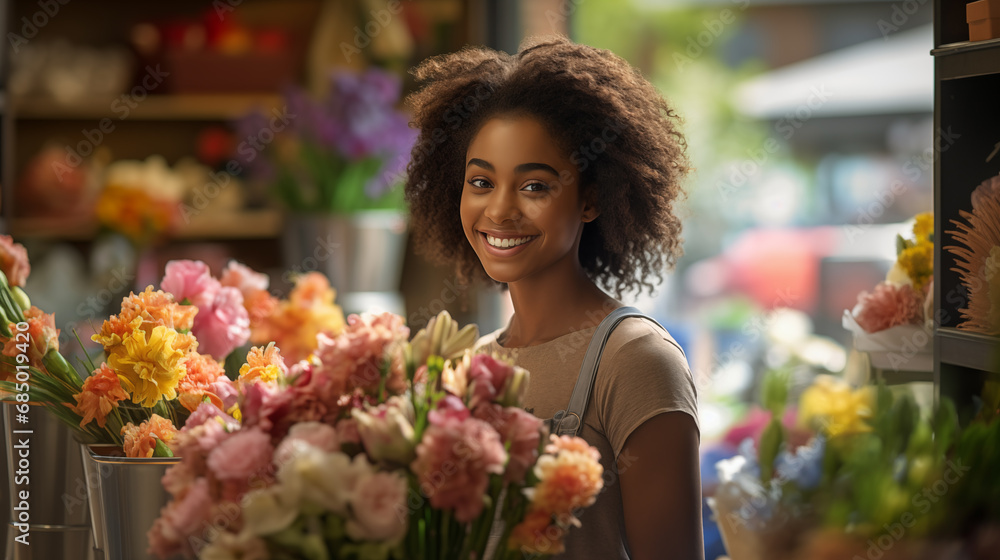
{"left": 235, "top": 67, "right": 418, "bottom": 316}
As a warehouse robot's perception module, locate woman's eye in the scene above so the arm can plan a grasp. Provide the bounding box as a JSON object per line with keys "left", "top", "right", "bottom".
{"left": 522, "top": 182, "right": 549, "bottom": 193}
{"left": 467, "top": 178, "right": 491, "bottom": 189}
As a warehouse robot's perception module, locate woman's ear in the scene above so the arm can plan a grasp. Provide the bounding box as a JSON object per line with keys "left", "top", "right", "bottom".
{"left": 581, "top": 188, "right": 600, "bottom": 223}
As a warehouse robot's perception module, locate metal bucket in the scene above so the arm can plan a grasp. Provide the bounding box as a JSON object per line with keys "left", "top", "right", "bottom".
{"left": 2, "top": 402, "right": 93, "bottom": 560}
{"left": 281, "top": 211, "right": 408, "bottom": 315}
{"left": 82, "top": 446, "right": 181, "bottom": 560}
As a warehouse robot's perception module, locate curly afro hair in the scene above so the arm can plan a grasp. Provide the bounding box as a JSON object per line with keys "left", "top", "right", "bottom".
{"left": 404, "top": 35, "right": 688, "bottom": 298}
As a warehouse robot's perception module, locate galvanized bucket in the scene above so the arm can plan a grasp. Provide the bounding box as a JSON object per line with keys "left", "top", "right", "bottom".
{"left": 281, "top": 211, "right": 408, "bottom": 315}
{"left": 82, "top": 445, "right": 181, "bottom": 560}
{"left": 2, "top": 402, "right": 94, "bottom": 560}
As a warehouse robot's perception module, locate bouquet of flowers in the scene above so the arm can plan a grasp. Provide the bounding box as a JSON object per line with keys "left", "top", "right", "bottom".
{"left": 236, "top": 67, "right": 418, "bottom": 214}
{"left": 0, "top": 238, "right": 268, "bottom": 457}
{"left": 843, "top": 212, "right": 934, "bottom": 371}
{"left": 149, "top": 310, "right": 605, "bottom": 560}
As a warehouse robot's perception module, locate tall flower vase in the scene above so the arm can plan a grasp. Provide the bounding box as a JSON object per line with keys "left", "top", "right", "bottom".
{"left": 282, "top": 210, "right": 408, "bottom": 316}
{"left": 81, "top": 445, "right": 182, "bottom": 560}
{"left": 2, "top": 402, "right": 93, "bottom": 560}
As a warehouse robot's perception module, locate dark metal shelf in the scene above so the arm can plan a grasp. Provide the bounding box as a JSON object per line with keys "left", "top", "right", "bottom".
{"left": 932, "top": 40, "right": 1000, "bottom": 80}
{"left": 937, "top": 328, "right": 1000, "bottom": 374}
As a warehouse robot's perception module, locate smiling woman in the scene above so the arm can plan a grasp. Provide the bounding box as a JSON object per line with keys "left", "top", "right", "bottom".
{"left": 404, "top": 35, "right": 702, "bottom": 560}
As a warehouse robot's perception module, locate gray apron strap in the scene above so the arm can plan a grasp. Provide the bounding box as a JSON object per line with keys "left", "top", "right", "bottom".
{"left": 550, "top": 306, "right": 661, "bottom": 438}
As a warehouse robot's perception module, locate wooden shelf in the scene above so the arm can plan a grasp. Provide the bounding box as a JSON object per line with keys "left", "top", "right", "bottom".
{"left": 937, "top": 328, "right": 1000, "bottom": 374}
{"left": 9, "top": 209, "right": 285, "bottom": 241}
{"left": 10, "top": 94, "right": 285, "bottom": 121}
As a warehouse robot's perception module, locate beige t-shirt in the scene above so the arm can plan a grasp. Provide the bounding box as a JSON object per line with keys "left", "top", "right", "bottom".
{"left": 476, "top": 316, "right": 699, "bottom": 560}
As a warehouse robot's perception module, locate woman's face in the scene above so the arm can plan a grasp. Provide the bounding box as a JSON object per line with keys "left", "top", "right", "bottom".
{"left": 460, "top": 115, "right": 596, "bottom": 285}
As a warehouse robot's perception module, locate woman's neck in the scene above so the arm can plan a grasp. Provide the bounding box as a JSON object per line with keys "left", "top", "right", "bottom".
{"left": 502, "top": 259, "right": 620, "bottom": 348}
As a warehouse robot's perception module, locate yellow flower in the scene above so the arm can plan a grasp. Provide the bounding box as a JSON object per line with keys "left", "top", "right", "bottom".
{"left": 109, "top": 325, "right": 187, "bottom": 407}
{"left": 912, "top": 212, "right": 933, "bottom": 243}
{"left": 798, "top": 375, "right": 875, "bottom": 437}
{"left": 897, "top": 242, "right": 933, "bottom": 293}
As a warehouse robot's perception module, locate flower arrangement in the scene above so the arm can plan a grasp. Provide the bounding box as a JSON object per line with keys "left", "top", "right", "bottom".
{"left": 235, "top": 67, "right": 418, "bottom": 214}
{"left": 0, "top": 240, "right": 272, "bottom": 457}
{"left": 843, "top": 212, "right": 935, "bottom": 371}
{"left": 710, "top": 366, "right": 1000, "bottom": 560}
{"left": 149, "top": 310, "right": 605, "bottom": 560}
{"left": 95, "top": 156, "right": 185, "bottom": 246}
{"left": 946, "top": 173, "right": 1000, "bottom": 335}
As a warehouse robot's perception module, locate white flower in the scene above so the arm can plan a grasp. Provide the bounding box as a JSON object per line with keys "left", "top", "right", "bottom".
{"left": 278, "top": 443, "right": 371, "bottom": 514}
{"left": 346, "top": 470, "right": 409, "bottom": 542}
{"left": 241, "top": 487, "right": 299, "bottom": 536}
{"left": 353, "top": 397, "right": 416, "bottom": 465}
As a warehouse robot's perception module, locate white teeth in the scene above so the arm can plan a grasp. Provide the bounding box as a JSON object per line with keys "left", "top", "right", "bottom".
{"left": 486, "top": 235, "right": 532, "bottom": 249}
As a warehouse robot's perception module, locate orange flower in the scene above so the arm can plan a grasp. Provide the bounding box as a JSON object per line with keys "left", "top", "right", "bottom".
{"left": 526, "top": 435, "right": 604, "bottom": 516}
{"left": 68, "top": 363, "right": 128, "bottom": 428}
{"left": 251, "top": 273, "right": 344, "bottom": 364}
{"left": 93, "top": 286, "right": 197, "bottom": 351}
{"left": 238, "top": 342, "right": 285, "bottom": 384}
{"left": 176, "top": 352, "right": 227, "bottom": 412}
{"left": 3, "top": 306, "right": 59, "bottom": 367}
{"left": 121, "top": 413, "right": 177, "bottom": 458}
{"left": 508, "top": 510, "right": 566, "bottom": 555}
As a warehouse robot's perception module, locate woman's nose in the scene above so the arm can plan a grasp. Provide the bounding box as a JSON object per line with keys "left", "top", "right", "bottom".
{"left": 483, "top": 186, "right": 522, "bottom": 224}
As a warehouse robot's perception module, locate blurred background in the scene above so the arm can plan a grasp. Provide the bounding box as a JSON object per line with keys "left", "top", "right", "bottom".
{"left": 0, "top": 1, "right": 935, "bottom": 557}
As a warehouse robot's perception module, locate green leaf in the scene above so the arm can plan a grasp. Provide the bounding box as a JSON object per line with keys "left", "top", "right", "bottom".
{"left": 152, "top": 436, "right": 174, "bottom": 457}
{"left": 758, "top": 417, "right": 784, "bottom": 483}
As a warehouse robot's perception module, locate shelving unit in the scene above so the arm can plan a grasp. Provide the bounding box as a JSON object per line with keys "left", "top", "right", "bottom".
{"left": 11, "top": 94, "right": 285, "bottom": 121}
{"left": 932, "top": 1, "right": 1000, "bottom": 423}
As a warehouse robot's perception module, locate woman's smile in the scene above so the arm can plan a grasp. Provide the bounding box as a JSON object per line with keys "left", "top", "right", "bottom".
{"left": 477, "top": 231, "right": 539, "bottom": 256}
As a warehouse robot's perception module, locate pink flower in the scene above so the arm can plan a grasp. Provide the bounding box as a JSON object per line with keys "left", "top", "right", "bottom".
{"left": 207, "top": 427, "right": 274, "bottom": 483}
{"left": 219, "top": 260, "right": 269, "bottom": 293}
{"left": 184, "top": 402, "right": 237, "bottom": 430}
{"left": 466, "top": 353, "right": 525, "bottom": 409}
{"left": 429, "top": 394, "right": 471, "bottom": 425}
{"left": 274, "top": 422, "right": 340, "bottom": 466}
{"left": 853, "top": 282, "right": 924, "bottom": 333}
{"left": 474, "top": 404, "right": 544, "bottom": 484}
{"left": 242, "top": 380, "right": 294, "bottom": 436}
{"left": 310, "top": 312, "right": 410, "bottom": 396}
{"left": 161, "top": 260, "right": 220, "bottom": 309}
{"left": 336, "top": 417, "right": 362, "bottom": 446}
{"left": 346, "top": 470, "right": 409, "bottom": 542}
{"left": 410, "top": 416, "right": 507, "bottom": 523}
{"left": 0, "top": 235, "right": 30, "bottom": 287}
{"left": 147, "top": 477, "right": 213, "bottom": 558}
{"left": 209, "top": 376, "right": 240, "bottom": 412}
{"left": 193, "top": 286, "right": 251, "bottom": 360}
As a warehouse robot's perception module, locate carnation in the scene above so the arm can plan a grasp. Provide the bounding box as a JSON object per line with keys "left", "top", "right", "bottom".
{"left": 852, "top": 282, "right": 924, "bottom": 333}
{"left": 410, "top": 416, "right": 506, "bottom": 523}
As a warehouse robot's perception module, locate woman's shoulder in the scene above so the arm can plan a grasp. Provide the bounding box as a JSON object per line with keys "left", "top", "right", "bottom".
{"left": 603, "top": 315, "right": 688, "bottom": 365}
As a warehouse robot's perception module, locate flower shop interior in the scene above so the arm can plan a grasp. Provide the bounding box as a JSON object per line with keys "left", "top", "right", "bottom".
{"left": 1, "top": 0, "right": 999, "bottom": 559}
